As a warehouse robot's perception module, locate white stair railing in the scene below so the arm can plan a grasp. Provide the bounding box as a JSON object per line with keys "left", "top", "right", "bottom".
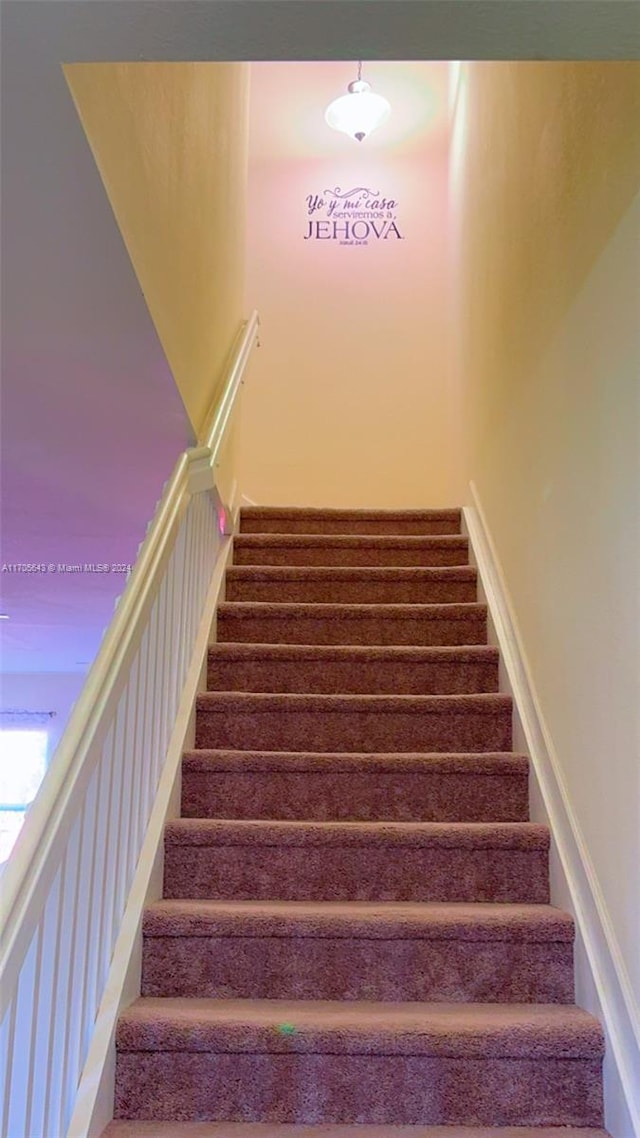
{"left": 0, "top": 311, "right": 260, "bottom": 1138}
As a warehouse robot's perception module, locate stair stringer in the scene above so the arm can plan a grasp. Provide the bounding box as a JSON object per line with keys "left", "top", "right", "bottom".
{"left": 463, "top": 486, "right": 639, "bottom": 1138}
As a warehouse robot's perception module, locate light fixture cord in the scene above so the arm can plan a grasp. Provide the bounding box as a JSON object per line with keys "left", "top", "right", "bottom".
{"left": 357, "top": 60, "right": 362, "bottom": 82}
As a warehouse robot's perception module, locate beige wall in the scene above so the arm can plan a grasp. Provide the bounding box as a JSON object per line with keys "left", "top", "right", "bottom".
{"left": 238, "top": 65, "right": 460, "bottom": 507}
{"left": 65, "top": 63, "right": 249, "bottom": 436}
{"left": 453, "top": 61, "right": 640, "bottom": 1128}
{"left": 452, "top": 63, "right": 640, "bottom": 479}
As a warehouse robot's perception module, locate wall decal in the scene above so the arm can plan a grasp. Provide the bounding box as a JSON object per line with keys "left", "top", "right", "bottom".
{"left": 304, "top": 186, "right": 404, "bottom": 245}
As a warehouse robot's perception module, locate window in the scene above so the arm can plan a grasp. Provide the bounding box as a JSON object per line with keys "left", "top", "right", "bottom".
{"left": 0, "top": 729, "right": 48, "bottom": 865}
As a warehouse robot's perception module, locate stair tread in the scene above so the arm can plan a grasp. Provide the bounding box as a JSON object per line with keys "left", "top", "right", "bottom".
{"left": 143, "top": 900, "right": 573, "bottom": 940}
{"left": 182, "top": 749, "right": 527, "bottom": 773}
{"left": 116, "top": 998, "right": 603, "bottom": 1057}
{"left": 104, "top": 1126, "right": 609, "bottom": 1137}
{"left": 165, "top": 819, "right": 548, "bottom": 848}
{"left": 209, "top": 643, "right": 497, "bottom": 660}
{"left": 207, "top": 643, "right": 500, "bottom": 696}
{"left": 196, "top": 691, "right": 510, "bottom": 712}
{"left": 234, "top": 534, "right": 468, "bottom": 547}
{"left": 241, "top": 507, "right": 463, "bottom": 520}
{"left": 195, "top": 693, "right": 511, "bottom": 752}
{"left": 219, "top": 601, "right": 484, "bottom": 618}
{"left": 227, "top": 565, "right": 476, "bottom": 580}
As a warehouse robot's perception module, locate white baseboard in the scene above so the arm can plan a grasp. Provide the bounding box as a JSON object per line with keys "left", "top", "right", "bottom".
{"left": 463, "top": 484, "right": 639, "bottom": 1138}
{"left": 66, "top": 534, "right": 236, "bottom": 1138}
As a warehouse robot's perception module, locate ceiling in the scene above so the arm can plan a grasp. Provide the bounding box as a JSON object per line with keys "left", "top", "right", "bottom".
{"left": 249, "top": 62, "right": 450, "bottom": 162}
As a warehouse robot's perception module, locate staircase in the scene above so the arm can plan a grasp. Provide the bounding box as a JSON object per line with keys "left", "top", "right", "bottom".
{"left": 104, "top": 507, "right": 607, "bottom": 1137}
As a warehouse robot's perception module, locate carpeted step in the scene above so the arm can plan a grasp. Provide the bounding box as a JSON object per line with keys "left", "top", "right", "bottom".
{"left": 239, "top": 507, "right": 463, "bottom": 536}
{"left": 216, "top": 602, "right": 487, "bottom": 646}
{"left": 114, "top": 998, "right": 604, "bottom": 1126}
{"left": 163, "top": 820, "right": 549, "bottom": 903}
{"left": 232, "top": 534, "right": 469, "bottom": 568}
{"left": 207, "top": 644, "right": 499, "bottom": 695}
{"left": 109, "top": 498, "right": 606, "bottom": 1134}
{"left": 225, "top": 566, "right": 478, "bottom": 605}
{"left": 103, "top": 1123, "right": 611, "bottom": 1137}
{"left": 181, "top": 751, "right": 528, "bottom": 822}
{"left": 194, "top": 692, "right": 512, "bottom": 753}
{"left": 141, "top": 900, "right": 574, "bottom": 1004}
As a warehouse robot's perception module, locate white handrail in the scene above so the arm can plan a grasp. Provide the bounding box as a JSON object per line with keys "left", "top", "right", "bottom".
{"left": 202, "top": 308, "right": 260, "bottom": 463}
{"left": 0, "top": 311, "right": 259, "bottom": 1138}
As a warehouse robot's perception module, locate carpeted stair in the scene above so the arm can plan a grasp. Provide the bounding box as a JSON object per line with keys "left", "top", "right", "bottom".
{"left": 106, "top": 507, "right": 608, "bottom": 1136}
{"left": 104, "top": 1128, "right": 611, "bottom": 1138}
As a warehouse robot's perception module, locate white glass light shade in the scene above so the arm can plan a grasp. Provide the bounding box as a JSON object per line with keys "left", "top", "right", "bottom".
{"left": 325, "top": 79, "right": 390, "bottom": 142}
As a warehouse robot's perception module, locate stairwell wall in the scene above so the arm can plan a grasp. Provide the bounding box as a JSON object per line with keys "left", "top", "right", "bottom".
{"left": 237, "top": 63, "right": 462, "bottom": 508}
{"left": 452, "top": 61, "right": 640, "bottom": 1133}
{"left": 64, "top": 63, "right": 250, "bottom": 437}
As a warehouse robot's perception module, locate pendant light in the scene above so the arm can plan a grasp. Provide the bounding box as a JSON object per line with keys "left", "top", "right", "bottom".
{"left": 325, "top": 62, "right": 391, "bottom": 142}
